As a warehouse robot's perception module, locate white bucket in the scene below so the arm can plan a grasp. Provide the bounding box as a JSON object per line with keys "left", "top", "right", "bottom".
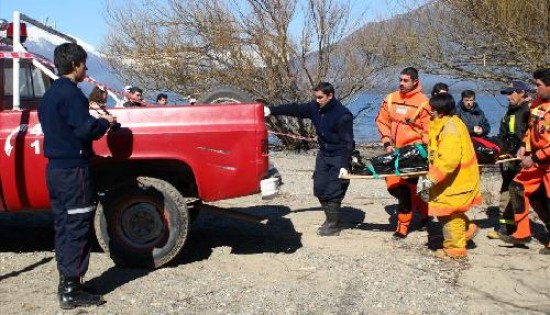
{"left": 260, "top": 178, "right": 279, "bottom": 200}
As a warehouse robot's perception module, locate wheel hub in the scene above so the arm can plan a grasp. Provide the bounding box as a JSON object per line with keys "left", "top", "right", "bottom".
{"left": 121, "top": 202, "right": 165, "bottom": 246}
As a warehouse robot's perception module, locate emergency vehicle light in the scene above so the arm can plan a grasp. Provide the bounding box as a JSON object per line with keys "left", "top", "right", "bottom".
{"left": 7, "top": 22, "right": 27, "bottom": 43}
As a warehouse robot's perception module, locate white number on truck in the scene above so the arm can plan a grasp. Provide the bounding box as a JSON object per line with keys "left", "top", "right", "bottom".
{"left": 30, "top": 140, "right": 41, "bottom": 155}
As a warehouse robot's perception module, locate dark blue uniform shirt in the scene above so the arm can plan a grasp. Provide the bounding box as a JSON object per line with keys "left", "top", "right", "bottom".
{"left": 269, "top": 98, "right": 354, "bottom": 168}
{"left": 38, "top": 77, "right": 110, "bottom": 169}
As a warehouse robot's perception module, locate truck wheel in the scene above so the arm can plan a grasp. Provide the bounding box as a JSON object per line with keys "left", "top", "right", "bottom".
{"left": 198, "top": 85, "right": 254, "bottom": 104}
{"left": 94, "top": 177, "right": 189, "bottom": 268}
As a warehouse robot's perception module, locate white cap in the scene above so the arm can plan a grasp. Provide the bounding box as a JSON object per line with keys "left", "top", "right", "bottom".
{"left": 124, "top": 85, "right": 133, "bottom": 92}
{"left": 189, "top": 98, "right": 197, "bottom": 103}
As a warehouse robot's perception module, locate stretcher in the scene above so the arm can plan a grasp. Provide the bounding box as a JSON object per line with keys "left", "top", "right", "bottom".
{"left": 494, "top": 157, "right": 521, "bottom": 164}
{"left": 344, "top": 158, "right": 521, "bottom": 180}
{"left": 343, "top": 170, "right": 427, "bottom": 180}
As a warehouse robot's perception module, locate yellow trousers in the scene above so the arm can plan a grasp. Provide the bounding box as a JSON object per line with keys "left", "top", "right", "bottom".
{"left": 438, "top": 213, "right": 468, "bottom": 256}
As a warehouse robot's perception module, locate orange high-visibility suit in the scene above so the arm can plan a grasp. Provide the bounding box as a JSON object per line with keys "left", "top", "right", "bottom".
{"left": 375, "top": 84, "right": 431, "bottom": 237}
{"left": 510, "top": 97, "right": 550, "bottom": 245}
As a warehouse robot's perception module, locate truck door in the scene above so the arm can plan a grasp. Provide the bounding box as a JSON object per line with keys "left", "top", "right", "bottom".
{"left": 0, "top": 58, "right": 52, "bottom": 211}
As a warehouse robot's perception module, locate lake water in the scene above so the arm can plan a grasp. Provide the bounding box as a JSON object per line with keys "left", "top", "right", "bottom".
{"left": 347, "top": 93, "right": 509, "bottom": 143}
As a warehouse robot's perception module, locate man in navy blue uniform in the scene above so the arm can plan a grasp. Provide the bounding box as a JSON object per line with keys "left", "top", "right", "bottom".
{"left": 38, "top": 43, "right": 115, "bottom": 309}
{"left": 265, "top": 82, "right": 354, "bottom": 236}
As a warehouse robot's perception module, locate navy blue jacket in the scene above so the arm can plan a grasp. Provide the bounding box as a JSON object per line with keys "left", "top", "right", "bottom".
{"left": 38, "top": 77, "right": 110, "bottom": 169}
{"left": 269, "top": 98, "right": 354, "bottom": 168}
{"left": 456, "top": 101, "right": 491, "bottom": 136}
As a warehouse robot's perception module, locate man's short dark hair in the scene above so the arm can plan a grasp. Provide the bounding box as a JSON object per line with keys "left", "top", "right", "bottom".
{"left": 156, "top": 93, "right": 168, "bottom": 101}
{"left": 430, "top": 93, "right": 456, "bottom": 116}
{"left": 400, "top": 67, "right": 419, "bottom": 81}
{"left": 533, "top": 68, "right": 550, "bottom": 86}
{"left": 129, "top": 87, "right": 143, "bottom": 94}
{"left": 431, "top": 82, "right": 449, "bottom": 96}
{"left": 54, "top": 43, "right": 87, "bottom": 75}
{"left": 461, "top": 90, "right": 476, "bottom": 99}
{"left": 313, "top": 82, "right": 335, "bottom": 96}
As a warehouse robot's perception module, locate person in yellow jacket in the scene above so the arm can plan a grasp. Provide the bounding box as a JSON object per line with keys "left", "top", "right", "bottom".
{"left": 419, "top": 93, "right": 482, "bottom": 258}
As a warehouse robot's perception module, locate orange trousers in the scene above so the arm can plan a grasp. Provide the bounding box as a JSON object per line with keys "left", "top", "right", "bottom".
{"left": 512, "top": 165, "right": 550, "bottom": 239}
{"left": 386, "top": 176, "right": 428, "bottom": 235}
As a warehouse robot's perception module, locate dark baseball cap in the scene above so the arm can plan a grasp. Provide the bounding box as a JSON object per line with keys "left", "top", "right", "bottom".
{"left": 500, "top": 81, "right": 532, "bottom": 94}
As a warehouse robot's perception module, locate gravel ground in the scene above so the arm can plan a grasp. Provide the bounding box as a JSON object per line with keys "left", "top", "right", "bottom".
{"left": 0, "top": 150, "right": 549, "bottom": 314}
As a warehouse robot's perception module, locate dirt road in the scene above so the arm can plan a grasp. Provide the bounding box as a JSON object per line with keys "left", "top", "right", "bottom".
{"left": 0, "top": 151, "right": 549, "bottom": 314}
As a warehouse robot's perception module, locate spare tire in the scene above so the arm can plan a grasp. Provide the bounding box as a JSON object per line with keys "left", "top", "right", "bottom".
{"left": 198, "top": 85, "right": 254, "bottom": 104}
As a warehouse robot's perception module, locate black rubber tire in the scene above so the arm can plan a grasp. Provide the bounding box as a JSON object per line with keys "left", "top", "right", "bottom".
{"left": 94, "top": 177, "right": 189, "bottom": 268}
{"left": 198, "top": 85, "right": 254, "bottom": 104}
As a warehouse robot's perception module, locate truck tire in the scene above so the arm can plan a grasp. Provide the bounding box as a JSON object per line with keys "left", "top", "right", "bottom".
{"left": 94, "top": 177, "right": 189, "bottom": 268}
{"left": 198, "top": 85, "right": 254, "bottom": 104}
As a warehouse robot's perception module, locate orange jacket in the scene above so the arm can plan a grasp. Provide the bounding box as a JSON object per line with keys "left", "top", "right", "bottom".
{"left": 524, "top": 97, "right": 550, "bottom": 165}
{"left": 375, "top": 84, "right": 431, "bottom": 148}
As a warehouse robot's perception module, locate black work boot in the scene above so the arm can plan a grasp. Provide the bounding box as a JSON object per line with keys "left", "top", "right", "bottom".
{"left": 317, "top": 202, "right": 341, "bottom": 236}
{"left": 497, "top": 232, "right": 531, "bottom": 245}
{"left": 59, "top": 276, "right": 105, "bottom": 309}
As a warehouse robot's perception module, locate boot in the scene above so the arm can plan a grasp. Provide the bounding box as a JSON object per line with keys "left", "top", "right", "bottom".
{"left": 434, "top": 248, "right": 467, "bottom": 259}
{"left": 498, "top": 212, "right": 532, "bottom": 245}
{"left": 317, "top": 202, "right": 341, "bottom": 236}
{"left": 59, "top": 274, "right": 98, "bottom": 296}
{"left": 499, "top": 183, "right": 532, "bottom": 245}
{"left": 540, "top": 242, "right": 550, "bottom": 255}
{"left": 59, "top": 276, "right": 105, "bottom": 309}
{"left": 393, "top": 211, "right": 413, "bottom": 239}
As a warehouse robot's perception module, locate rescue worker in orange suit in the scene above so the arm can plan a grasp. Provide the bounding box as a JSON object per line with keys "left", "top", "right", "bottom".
{"left": 499, "top": 68, "right": 550, "bottom": 254}
{"left": 419, "top": 93, "right": 482, "bottom": 258}
{"left": 375, "top": 67, "right": 432, "bottom": 239}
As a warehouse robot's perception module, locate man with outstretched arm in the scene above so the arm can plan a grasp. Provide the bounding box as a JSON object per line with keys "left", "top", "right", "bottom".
{"left": 265, "top": 82, "right": 354, "bottom": 236}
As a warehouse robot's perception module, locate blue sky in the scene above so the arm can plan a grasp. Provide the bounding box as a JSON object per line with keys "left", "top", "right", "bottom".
{"left": 0, "top": 0, "right": 428, "bottom": 47}
{"left": 0, "top": 0, "right": 108, "bottom": 46}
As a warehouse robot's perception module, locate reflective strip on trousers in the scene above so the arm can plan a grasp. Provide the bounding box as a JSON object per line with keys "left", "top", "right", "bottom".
{"left": 67, "top": 206, "right": 95, "bottom": 215}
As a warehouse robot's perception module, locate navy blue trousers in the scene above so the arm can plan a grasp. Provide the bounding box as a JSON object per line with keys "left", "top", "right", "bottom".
{"left": 46, "top": 164, "right": 96, "bottom": 279}
{"left": 313, "top": 152, "right": 350, "bottom": 203}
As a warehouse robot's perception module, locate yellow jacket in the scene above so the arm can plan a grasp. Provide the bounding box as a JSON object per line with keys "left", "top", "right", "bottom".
{"left": 427, "top": 115, "right": 482, "bottom": 216}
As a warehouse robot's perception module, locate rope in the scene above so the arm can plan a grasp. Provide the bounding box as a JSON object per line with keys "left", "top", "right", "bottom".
{"left": 268, "top": 131, "right": 317, "bottom": 142}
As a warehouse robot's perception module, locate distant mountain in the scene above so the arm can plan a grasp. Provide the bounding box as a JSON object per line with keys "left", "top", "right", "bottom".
{"left": 22, "top": 25, "right": 123, "bottom": 101}
{"left": 340, "top": 2, "right": 506, "bottom": 95}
